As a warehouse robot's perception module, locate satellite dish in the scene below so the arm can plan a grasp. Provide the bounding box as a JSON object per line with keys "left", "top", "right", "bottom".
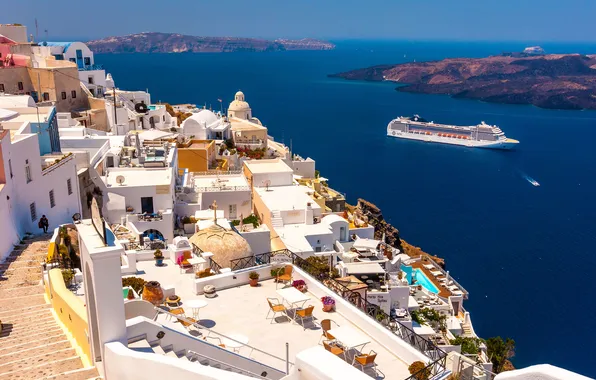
{"left": 135, "top": 102, "right": 149, "bottom": 113}
{"left": 116, "top": 175, "right": 126, "bottom": 185}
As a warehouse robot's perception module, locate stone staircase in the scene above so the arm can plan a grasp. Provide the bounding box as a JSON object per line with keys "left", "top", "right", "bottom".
{"left": 0, "top": 236, "right": 100, "bottom": 380}
{"left": 461, "top": 322, "right": 473, "bottom": 337}
{"left": 128, "top": 337, "right": 265, "bottom": 378}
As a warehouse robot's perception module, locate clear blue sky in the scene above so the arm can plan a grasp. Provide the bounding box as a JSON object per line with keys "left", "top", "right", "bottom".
{"left": 4, "top": 0, "right": 595, "bottom": 42}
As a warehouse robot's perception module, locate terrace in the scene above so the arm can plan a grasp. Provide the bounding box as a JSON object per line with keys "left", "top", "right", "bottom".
{"left": 123, "top": 257, "right": 442, "bottom": 379}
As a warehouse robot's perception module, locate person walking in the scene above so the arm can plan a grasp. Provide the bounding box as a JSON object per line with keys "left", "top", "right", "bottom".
{"left": 39, "top": 215, "right": 49, "bottom": 234}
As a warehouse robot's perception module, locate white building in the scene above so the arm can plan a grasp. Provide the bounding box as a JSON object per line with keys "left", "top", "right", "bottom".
{"left": 0, "top": 98, "right": 81, "bottom": 259}
{"left": 243, "top": 158, "right": 294, "bottom": 188}
{"left": 33, "top": 41, "right": 107, "bottom": 97}
{"left": 181, "top": 109, "right": 230, "bottom": 140}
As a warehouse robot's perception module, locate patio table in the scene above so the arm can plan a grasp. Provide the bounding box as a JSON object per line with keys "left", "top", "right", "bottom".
{"left": 276, "top": 287, "right": 310, "bottom": 310}
{"left": 186, "top": 299, "right": 208, "bottom": 320}
{"left": 222, "top": 334, "right": 250, "bottom": 353}
{"left": 328, "top": 325, "right": 371, "bottom": 352}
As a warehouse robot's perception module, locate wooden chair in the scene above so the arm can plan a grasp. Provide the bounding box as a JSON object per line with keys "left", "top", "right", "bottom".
{"left": 276, "top": 265, "right": 293, "bottom": 288}
{"left": 176, "top": 315, "right": 199, "bottom": 331}
{"left": 353, "top": 350, "right": 378, "bottom": 375}
{"left": 295, "top": 305, "right": 315, "bottom": 330}
{"left": 323, "top": 340, "right": 346, "bottom": 360}
{"left": 266, "top": 297, "right": 290, "bottom": 324}
{"left": 318, "top": 319, "right": 340, "bottom": 345}
{"left": 178, "top": 251, "right": 193, "bottom": 273}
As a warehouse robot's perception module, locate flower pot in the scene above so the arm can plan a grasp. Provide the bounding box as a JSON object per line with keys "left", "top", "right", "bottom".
{"left": 323, "top": 304, "right": 334, "bottom": 312}
{"left": 142, "top": 281, "right": 164, "bottom": 306}
{"left": 155, "top": 258, "right": 164, "bottom": 266}
{"left": 249, "top": 278, "right": 258, "bottom": 287}
{"left": 297, "top": 285, "right": 307, "bottom": 293}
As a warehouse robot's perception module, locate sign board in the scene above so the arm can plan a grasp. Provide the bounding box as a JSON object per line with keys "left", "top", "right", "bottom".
{"left": 155, "top": 185, "right": 170, "bottom": 195}
{"left": 366, "top": 292, "right": 390, "bottom": 315}
{"left": 270, "top": 251, "right": 292, "bottom": 264}
{"left": 90, "top": 196, "right": 107, "bottom": 246}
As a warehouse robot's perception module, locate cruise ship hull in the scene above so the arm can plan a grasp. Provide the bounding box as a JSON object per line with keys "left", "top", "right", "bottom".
{"left": 386, "top": 129, "right": 519, "bottom": 149}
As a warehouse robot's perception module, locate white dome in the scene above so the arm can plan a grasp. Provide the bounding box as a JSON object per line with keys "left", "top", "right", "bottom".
{"left": 191, "top": 109, "right": 219, "bottom": 127}
{"left": 229, "top": 91, "right": 250, "bottom": 112}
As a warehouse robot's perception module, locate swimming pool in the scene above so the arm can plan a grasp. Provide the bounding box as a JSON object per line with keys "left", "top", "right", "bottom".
{"left": 413, "top": 269, "right": 440, "bottom": 294}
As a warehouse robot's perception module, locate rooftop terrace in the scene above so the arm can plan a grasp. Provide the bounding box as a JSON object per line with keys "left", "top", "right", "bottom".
{"left": 129, "top": 259, "right": 416, "bottom": 379}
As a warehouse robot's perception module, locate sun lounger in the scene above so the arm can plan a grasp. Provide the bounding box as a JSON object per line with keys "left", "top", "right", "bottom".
{"left": 423, "top": 264, "right": 434, "bottom": 270}
{"left": 430, "top": 270, "right": 443, "bottom": 277}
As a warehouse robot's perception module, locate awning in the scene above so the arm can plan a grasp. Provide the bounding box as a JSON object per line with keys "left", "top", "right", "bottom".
{"left": 344, "top": 262, "right": 385, "bottom": 275}
{"left": 353, "top": 238, "right": 381, "bottom": 250}
{"left": 412, "top": 322, "right": 436, "bottom": 336}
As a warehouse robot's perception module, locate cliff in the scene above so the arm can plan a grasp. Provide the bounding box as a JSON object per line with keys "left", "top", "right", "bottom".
{"left": 352, "top": 199, "right": 445, "bottom": 267}
{"left": 86, "top": 32, "right": 335, "bottom": 54}
{"left": 330, "top": 54, "right": 596, "bottom": 110}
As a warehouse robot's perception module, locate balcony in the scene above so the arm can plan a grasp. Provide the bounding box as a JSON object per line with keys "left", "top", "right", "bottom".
{"left": 79, "top": 64, "right": 104, "bottom": 71}
{"left": 42, "top": 153, "right": 74, "bottom": 176}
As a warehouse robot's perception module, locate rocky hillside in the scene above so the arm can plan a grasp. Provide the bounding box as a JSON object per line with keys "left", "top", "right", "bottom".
{"left": 330, "top": 54, "right": 596, "bottom": 110}
{"left": 87, "top": 32, "right": 335, "bottom": 53}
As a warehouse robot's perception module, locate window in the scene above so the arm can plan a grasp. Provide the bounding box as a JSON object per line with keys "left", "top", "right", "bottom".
{"left": 162, "top": 115, "right": 165, "bottom": 122}
{"left": 84, "top": 57, "right": 91, "bottom": 66}
{"left": 89, "top": 88, "right": 95, "bottom": 96}
{"left": 67, "top": 178, "right": 73, "bottom": 195}
{"left": 30, "top": 203, "right": 37, "bottom": 221}
{"left": 25, "top": 159, "right": 32, "bottom": 183}
{"left": 43, "top": 92, "right": 49, "bottom": 101}
{"left": 61, "top": 91, "right": 67, "bottom": 100}
{"left": 8, "top": 159, "right": 13, "bottom": 178}
{"left": 229, "top": 204, "right": 237, "bottom": 219}
{"left": 88, "top": 76, "right": 94, "bottom": 84}
{"left": 49, "top": 190, "right": 55, "bottom": 208}
{"left": 0, "top": 84, "right": 4, "bottom": 92}
{"left": 18, "top": 82, "right": 23, "bottom": 91}
{"left": 71, "top": 90, "right": 77, "bottom": 98}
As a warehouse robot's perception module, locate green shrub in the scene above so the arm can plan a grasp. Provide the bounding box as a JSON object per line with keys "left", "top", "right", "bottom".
{"left": 197, "top": 268, "right": 214, "bottom": 278}
{"left": 122, "top": 277, "right": 146, "bottom": 294}
{"left": 271, "top": 267, "right": 285, "bottom": 277}
{"left": 248, "top": 271, "right": 259, "bottom": 280}
{"left": 61, "top": 270, "right": 74, "bottom": 285}
{"left": 450, "top": 336, "right": 483, "bottom": 356}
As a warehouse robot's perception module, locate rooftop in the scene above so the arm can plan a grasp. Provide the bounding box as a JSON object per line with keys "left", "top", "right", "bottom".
{"left": 129, "top": 261, "right": 412, "bottom": 379}
{"left": 255, "top": 185, "right": 320, "bottom": 213}
{"left": 193, "top": 174, "right": 249, "bottom": 191}
{"left": 244, "top": 159, "right": 293, "bottom": 175}
{"left": 104, "top": 167, "right": 173, "bottom": 187}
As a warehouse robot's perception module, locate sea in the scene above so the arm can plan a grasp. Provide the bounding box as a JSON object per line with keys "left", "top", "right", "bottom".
{"left": 98, "top": 40, "right": 596, "bottom": 377}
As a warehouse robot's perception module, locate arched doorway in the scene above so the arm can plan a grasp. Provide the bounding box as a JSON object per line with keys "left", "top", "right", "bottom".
{"left": 84, "top": 262, "right": 102, "bottom": 362}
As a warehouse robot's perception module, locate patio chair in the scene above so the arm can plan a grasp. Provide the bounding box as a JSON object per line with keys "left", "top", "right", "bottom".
{"left": 276, "top": 265, "right": 293, "bottom": 289}
{"left": 177, "top": 315, "right": 199, "bottom": 331}
{"left": 323, "top": 340, "right": 346, "bottom": 360}
{"left": 295, "top": 305, "right": 315, "bottom": 330}
{"left": 266, "top": 297, "right": 290, "bottom": 324}
{"left": 318, "top": 319, "right": 340, "bottom": 345}
{"left": 178, "top": 251, "right": 193, "bottom": 273}
{"left": 352, "top": 350, "right": 378, "bottom": 375}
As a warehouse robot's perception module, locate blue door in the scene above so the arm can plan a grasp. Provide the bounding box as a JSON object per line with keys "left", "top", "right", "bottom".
{"left": 76, "top": 49, "right": 83, "bottom": 69}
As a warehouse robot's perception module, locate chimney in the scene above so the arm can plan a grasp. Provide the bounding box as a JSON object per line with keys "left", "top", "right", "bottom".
{"left": 305, "top": 202, "right": 313, "bottom": 225}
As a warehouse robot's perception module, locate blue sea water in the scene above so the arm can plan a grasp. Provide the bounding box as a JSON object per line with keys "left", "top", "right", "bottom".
{"left": 98, "top": 40, "right": 596, "bottom": 377}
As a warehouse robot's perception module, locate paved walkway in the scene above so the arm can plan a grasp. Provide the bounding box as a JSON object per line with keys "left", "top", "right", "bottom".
{"left": 0, "top": 236, "right": 100, "bottom": 380}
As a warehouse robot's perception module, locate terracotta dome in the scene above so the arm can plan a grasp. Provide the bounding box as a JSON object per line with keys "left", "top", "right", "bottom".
{"left": 189, "top": 224, "right": 252, "bottom": 267}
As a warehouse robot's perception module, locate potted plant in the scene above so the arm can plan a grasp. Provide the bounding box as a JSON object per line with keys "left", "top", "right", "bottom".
{"left": 248, "top": 271, "right": 259, "bottom": 287}
{"left": 126, "top": 288, "right": 135, "bottom": 300}
{"left": 271, "top": 267, "right": 284, "bottom": 280}
{"left": 154, "top": 249, "right": 164, "bottom": 266}
{"left": 321, "top": 296, "right": 335, "bottom": 312}
{"left": 126, "top": 206, "right": 134, "bottom": 213}
{"left": 292, "top": 279, "right": 307, "bottom": 293}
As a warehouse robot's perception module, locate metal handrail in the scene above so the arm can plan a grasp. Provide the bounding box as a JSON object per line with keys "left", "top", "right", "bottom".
{"left": 186, "top": 350, "right": 268, "bottom": 379}
{"left": 154, "top": 307, "right": 292, "bottom": 369}
{"left": 424, "top": 256, "right": 469, "bottom": 297}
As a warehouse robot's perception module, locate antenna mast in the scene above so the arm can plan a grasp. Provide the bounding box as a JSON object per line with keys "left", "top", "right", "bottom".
{"left": 35, "top": 19, "right": 39, "bottom": 41}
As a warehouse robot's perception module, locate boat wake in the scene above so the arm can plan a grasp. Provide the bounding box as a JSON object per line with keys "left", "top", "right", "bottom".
{"left": 522, "top": 174, "right": 540, "bottom": 187}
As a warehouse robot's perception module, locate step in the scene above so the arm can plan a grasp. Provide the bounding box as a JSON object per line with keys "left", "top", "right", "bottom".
{"left": 0, "top": 339, "right": 72, "bottom": 365}
{"left": 0, "top": 285, "right": 45, "bottom": 299}
{"left": 0, "top": 347, "right": 77, "bottom": 374}
{"left": 0, "top": 294, "right": 46, "bottom": 310}
{"left": 0, "top": 278, "right": 41, "bottom": 289}
{"left": 0, "top": 356, "right": 83, "bottom": 379}
{"left": 1, "top": 309, "right": 53, "bottom": 325}
{"left": 0, "top": 331, "right": 68, "bottom": 353}
{"left": 151, "top": 344, "right": 166, "bottom": 355}
{"left": 0, "top": 315, "right": 56, "bottom": 335}
{"left": 0, "top": 326, "right": 63, "bottom": 347}
{"left": 0, "top": 303, "right": 51, "bottom": 319}
{"left": 165, "top": 349, "right": 178, "bottom": 358}
{"left": 128, "top": 339, "right": 153, "bottom": 354}
{"left": 42, "top": 366, "right": 100, "bottom": 380}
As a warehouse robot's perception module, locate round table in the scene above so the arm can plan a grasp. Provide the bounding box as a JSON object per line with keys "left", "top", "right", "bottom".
{"left": 185, "top": 299, "right": 208, "bottom": 320}
{"left": 222, "top": 334, "right": 249, "bottom": 353}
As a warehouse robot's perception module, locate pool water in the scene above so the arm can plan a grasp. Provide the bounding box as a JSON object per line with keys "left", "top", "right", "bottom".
{"left": 413, "top": 269, "right": 440, "bottom": 294}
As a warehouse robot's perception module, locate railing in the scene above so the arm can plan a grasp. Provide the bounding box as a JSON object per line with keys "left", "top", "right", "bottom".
{"left": 228, "top": 249, "right": 448, "bottom": 379}
{"left": 192, "top": 243, "right": 223, "bottom": 274}
{"left": 42, "top": 153, "right": 74, "bottom": 176}
{"left": 425, "top": 256, "right": 469, "bottom": 298}
{"left": 154, "top": 307, "right": 290, "bottom": 376}
{"left": 79, "top": 64, "right": 104, "bottom": 71}
{"left": 195, "top": 185, "right": 250, "bottom": 192}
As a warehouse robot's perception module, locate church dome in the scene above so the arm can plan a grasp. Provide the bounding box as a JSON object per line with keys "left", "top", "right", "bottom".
{"left": 229, "top": 91, "right": 251, "bottom": 112}
{"left": 189, "top": 224, "right": 252, "bottom": 267}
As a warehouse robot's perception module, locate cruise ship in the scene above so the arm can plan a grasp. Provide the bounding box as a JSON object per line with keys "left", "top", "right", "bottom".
{"left": 387, "top": 115, "right": 519, "bottom": 149}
